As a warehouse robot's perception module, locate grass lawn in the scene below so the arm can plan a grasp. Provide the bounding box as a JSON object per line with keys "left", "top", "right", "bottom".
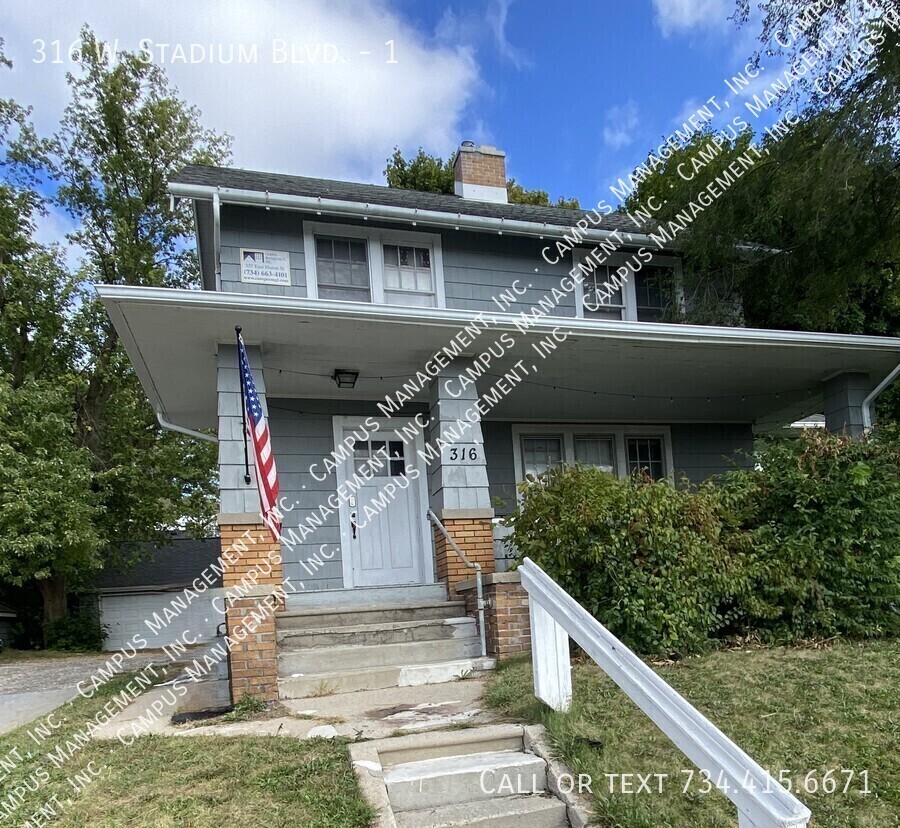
{"left": 484, "top": 639, "right": 900, "bottom": 828}
{"left": 0, "top": 675, "right": 374, "bottom": 827}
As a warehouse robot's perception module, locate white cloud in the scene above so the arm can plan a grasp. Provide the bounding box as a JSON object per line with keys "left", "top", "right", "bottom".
{"left": 32, "top": 205, "right": 85, "bottom": 271}
{"left": 652, "top": 0, "right": 731, "bottom": 37}
{"left": 486, "top": 0, "right": 531, "bottom": 70}
{"left": 602, "top": 100, "right": 640, "bottom": 150}
{"left": 1, "top": 1, "right": 481, "bottom": 182}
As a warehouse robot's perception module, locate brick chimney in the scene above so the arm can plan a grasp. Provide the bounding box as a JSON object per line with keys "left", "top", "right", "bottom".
{"left": 453, "top": 141, "right": 508, "bottom": 204}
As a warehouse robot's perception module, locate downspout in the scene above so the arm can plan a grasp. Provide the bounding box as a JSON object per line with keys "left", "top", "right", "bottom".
{"left": 212, "top": 191, "right": 222, "bottom": 292}
{"left": 157, "top": 411, "right": 218, "bottom": 443}
{"left": 862, "top": 361, "right": 900, "bottom": 430}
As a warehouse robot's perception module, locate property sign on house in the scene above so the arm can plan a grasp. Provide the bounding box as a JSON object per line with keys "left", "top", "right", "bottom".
{"left": 240, "top": 249, "right": 291, "bottom": 285}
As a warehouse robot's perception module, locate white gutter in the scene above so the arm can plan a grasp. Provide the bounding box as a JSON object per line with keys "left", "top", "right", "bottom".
{"left": 95, "top": 284, "right": 900, "bottom": 354}
{"left": 157, "top": 411, "right": 218, "bottom": 443}
{"left": 862, "top": 361, "right": 900, "bottom": 430}
{"left": 168, "top": 182, "right": 658, "bottom": 248}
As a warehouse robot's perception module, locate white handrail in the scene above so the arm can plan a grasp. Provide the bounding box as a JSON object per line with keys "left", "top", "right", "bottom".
{"left": 519, "top": 557, "right": 811, "bottom": 828}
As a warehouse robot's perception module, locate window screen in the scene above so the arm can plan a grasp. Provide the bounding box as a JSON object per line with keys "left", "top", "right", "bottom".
{"left": 316, "top": 237, "right": 371, "bottom": 302}
{"left": 521, "top": 436, "right": 564, "bottom": 478}
{"left": 574, "top": 436, "right": 616, "bottom": 473}
{"left": 634, "top": 265, "right": 670, "bottom": 323}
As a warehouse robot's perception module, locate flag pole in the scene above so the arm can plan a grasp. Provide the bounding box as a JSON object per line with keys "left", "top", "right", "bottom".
{"left": 235, "top": 325, "right": 252, "bottom": 485}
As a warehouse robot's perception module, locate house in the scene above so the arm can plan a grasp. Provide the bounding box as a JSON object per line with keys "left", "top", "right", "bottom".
{"left": 91, "top": 537, "right": 223, "bottom": 651}
{"left": 96, "top": 142, "right": 900, "bottom": 701}
{"left": 0, "top": 602, "right": 17, "bottom": 646}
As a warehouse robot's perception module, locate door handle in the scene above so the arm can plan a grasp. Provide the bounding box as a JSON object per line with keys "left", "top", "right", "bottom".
{"left": 350, "top": 512, "right": 358, "bottom": 539}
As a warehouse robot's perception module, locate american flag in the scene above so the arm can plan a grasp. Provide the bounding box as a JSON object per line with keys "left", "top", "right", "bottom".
{"left": 238, "top": 334, "right": 280, "bottom": 539}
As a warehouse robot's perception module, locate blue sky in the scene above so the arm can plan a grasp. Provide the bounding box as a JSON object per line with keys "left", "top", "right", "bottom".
{"left": 2, "top": 0, "right": 767, "bottom": 251}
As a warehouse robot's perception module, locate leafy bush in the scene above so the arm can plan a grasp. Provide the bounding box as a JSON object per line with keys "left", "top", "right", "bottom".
{"left": 43, "top": 608, "right": 108, "bottom": 652}
{"left": 720, "top": 427, "right": 900, "bottom": 639}
{"left": 504, "top": 428, "right": 900, "bottom": 655}
{"left": 505, "top": 466, "right": 746, "bottom": 655}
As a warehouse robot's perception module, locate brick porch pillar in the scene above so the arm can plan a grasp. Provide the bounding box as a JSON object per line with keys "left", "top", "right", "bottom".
{"left": 219, "top": 517, "right": 283, "bottom": 705}
{"left": 456, "top": 572, "right": 531, "bottom": 660}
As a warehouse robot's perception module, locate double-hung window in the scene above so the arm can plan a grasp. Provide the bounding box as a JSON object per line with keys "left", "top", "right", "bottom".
{"left": 575, "top": 251, "right": 681, "bottom": 323}
{"left": 315, "top": 237, "right": 371, "bottom": 302}
{"left": 304, "top": 222, "right": 443, "bottom": 308}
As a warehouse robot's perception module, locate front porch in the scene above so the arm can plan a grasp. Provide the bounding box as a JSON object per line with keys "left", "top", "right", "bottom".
{"left": 97, "top": 285, "right": 900, "bottom": 701}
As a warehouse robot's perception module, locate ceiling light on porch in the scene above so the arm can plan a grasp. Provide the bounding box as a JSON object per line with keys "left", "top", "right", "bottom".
{"left": 332, "top": 369, "right": 359, "bottom": 389}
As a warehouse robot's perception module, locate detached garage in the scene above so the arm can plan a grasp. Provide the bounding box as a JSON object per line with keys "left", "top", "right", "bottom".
{"left": 96, "top": 537, "right": 225, "bottom": 651}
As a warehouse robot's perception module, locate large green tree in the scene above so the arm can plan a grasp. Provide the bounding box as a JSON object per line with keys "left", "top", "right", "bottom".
{"left": 0, "top": 30, "right": 230, "bottom": 624}
{"left": 385, "top": 146, "right": 580, "bottom": 208}
{"left": 627, "top": 3, "right": 900, "bottom": 419}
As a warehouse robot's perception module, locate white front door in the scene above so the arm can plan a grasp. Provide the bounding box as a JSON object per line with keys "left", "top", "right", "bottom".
{"left": 334, "top": 419, "right": 430, "bottom": 587}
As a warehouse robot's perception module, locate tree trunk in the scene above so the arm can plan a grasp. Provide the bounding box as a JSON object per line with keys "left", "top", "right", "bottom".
{"left": 36, "top": 575, "right": 68, "bottom": 627}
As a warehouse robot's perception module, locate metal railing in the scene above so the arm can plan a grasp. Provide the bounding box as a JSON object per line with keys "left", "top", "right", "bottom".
{"left": 426, "top": 509, "right": 487, "bottom": 659}
{"left": 519, "top": 557, "right": 811, "bottom": 828}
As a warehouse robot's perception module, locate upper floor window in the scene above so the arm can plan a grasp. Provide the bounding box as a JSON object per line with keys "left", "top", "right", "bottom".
{"left": 304, "top": 222, "right": 444, "bottom": 308}
{"left": 315, "top": 237, "right": 371, "bottom": 302}
{"left": 575, "top": 251, "right": 681, "bottom": 323}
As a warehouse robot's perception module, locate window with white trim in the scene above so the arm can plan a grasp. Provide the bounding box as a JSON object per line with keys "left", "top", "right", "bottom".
{"left": 303, "top": 222, "right": 444, "bottom": 308}
{"left": 512, "top": 425, "right": 671, "bottom": 486}
{"left": 574, "top": 251, "right": 681, "bottom": 323}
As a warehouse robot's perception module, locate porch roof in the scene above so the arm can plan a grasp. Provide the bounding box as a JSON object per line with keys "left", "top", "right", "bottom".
{"left": 96, "top": 286, "right": 900, "bottom": 432}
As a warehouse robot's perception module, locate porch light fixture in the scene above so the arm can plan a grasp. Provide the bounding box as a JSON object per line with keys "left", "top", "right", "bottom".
{"left": 332, "top": 369, "right": 359, "bottom": 389}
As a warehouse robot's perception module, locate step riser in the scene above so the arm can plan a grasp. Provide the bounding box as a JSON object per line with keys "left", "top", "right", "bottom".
{"left": 277, "top": 604, "right": 466, "bottom": 631}
{"left": 396, "top": 798, "right": 568, "bottom": 828}
{"left": 278, "top": 659, "right": 486, "bottom": 699}
{"left": 279, "top": 618, "right": 476, "bottom": 648}
{"left": 387, "top": 761, "right": 548, "bottom": 812}
{"left": 278, "top": 637, "right": 481, "bottom": 675}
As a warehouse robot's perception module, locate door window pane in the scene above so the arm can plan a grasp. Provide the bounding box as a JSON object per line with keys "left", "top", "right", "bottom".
{"left": 574, "top": 437, "right": 615, "bottom": 473}
{"left": 316, "top": 236, "right": 371, "bottom": 302}
{"left": 626, "top": 437, "right": 665, "bottom": 480}
{"left": 521, "top": 436, "right": 564, "bottom": 478}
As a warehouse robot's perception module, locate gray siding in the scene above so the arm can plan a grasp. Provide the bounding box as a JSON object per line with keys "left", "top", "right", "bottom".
{"left": 482, "top": 421, "right": 517, "bottom": 516}
{"left": 442, "top": 231, "right": 576, "bottom": 316}
{"left": 220, "top": 205, "right": 307, "bottom": 297}
{"left": 670, "top": 423, "right": 754, "bottom": 483}
{"left": 216, "top": 206, "right": 578, "bottom": 316}
{"left": 269, "top": 399, "right": 427, "bottom": 592}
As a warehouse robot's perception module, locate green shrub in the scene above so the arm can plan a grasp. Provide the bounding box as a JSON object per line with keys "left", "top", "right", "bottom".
{"left": 43, "top": 607, "right": 107, "bottom": 651}
{"left": 504, "top": 466, "right": 745, "bottom": 655}
{"left": 721, "top": 427, "right": 900, "bottom": 639}
{"left": 504, "top": 428, "right": 900, "bottom": 655}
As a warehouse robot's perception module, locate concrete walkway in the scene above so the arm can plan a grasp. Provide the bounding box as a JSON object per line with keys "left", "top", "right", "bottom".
{"left": 91, "top": 675, "right": 496, "bottom": 741}
{"left": 0, "top": 652, "right": 163, "bottom": 735}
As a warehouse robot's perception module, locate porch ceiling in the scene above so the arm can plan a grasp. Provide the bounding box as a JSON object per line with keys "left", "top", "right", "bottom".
{"left": 97, "top": 286, "right": 900, "bottom": 432}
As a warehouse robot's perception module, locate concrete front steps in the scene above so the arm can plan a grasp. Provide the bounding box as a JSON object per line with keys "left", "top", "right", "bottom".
{"left": 350, "top": 725, "right": 581, "bottom": 828}
{"left": 277, "top": 591, "right": 493, "bottom": 699}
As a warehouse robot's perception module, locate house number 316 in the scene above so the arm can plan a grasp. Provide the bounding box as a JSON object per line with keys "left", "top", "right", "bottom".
{"left": 448, "top": 447, "right": 479, "bottom": 462}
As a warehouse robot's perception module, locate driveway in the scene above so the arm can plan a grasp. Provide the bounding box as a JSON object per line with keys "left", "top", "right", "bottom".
{"left": 0, "top": 652, "right": 163, "bottom": 735}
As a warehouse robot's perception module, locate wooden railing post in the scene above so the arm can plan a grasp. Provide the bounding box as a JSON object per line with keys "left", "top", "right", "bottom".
{"left": 529, "top": 598, "right": 572, "bottom": 712}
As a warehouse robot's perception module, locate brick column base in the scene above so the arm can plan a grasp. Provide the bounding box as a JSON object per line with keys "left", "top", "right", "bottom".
{"left": 219, "top": 522, "right": 284, "bottom": 704}
{"left": 456, "top": 572, "right": 530, "bottom": 660}
{"left": 434, "top": 517, "right": 495, "bottom": 594}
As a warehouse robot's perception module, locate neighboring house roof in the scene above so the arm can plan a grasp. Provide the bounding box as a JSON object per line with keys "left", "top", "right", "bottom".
{"left": 171, "top": 164, "right": 641, "bottom": 235}
{"left": 96, "top": 537, "right": 222, "bottom": 593}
